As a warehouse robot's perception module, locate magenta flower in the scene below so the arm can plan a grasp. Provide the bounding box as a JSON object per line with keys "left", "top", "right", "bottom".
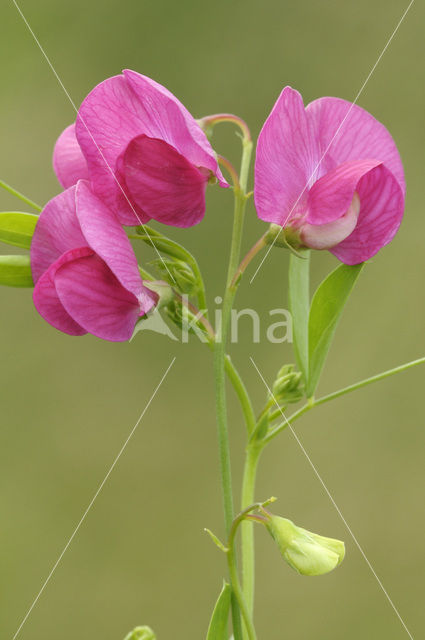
{"left": 254, "top": 87, "right": 405, "bottom": 264}
{"left": 31, "top": 181, "right": 157, "bottom": 341}
{"left": 53, "top": 70, "right": 227, "bottom": 228}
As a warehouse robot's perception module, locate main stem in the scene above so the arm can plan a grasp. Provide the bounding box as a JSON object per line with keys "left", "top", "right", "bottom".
{"left": 213, "top": 136, "right": 252, "bottom": 640}
{"left": 240, "top": 443, "right": 261, "bottom": 617}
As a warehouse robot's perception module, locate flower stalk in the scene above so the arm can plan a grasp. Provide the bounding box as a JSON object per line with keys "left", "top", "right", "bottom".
{"left": 213, "top": 125, "right": 253, "bottom": 639}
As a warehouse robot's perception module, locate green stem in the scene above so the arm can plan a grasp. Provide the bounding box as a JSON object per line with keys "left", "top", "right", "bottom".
{"left": 213, "top": 134, "right": 252, "bottom": 640}
{"left": 314, "top": 356, "right": 425, "bottom": 406}
{"left": 225, "top": 499, "right": 276, "bottom": 640}
{"left": 225, "top": 356, "right": 256, "bottom": 435}
{"left": 198, "top": 113, "right": 252, "bottom": 143}
{"left": 227, "top": 536, "right": 257, "bottom": 640}
{"left": 265, "top": 356, "right": 425, "bottom": 444}
{"left": 0, "top": 179, "right": 42, "bottom": 212}
{"left": 264, "top": 403, "right": 313, "bottom": 444}
{"left": 231, "top": 234, "right": 267, "bottom": 289}
{"left": 240, "top": 444, "right": 262, "bottom": 617}
{"left": 218, "top": 155, "right": 240, "bottom": 190}
{"left": 175, "top": 295, "right": 256, "bottom": 436}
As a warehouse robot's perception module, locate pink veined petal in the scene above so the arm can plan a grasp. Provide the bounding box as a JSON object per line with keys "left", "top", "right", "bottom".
{"left": 54, "top": 253, "right": 144, "bottom": 342}
{"left": 53, "top": 123, "right": 89, "bottom": 189}
{"left": 307, "top": 158, "right": 382, "bottom": 225}
{"left": 306, "top": 97, "right": 405, "bottom": 194}
{"left": 76, "top": 74, "right": 149, "bottom": 222}
{"left": 30, "top": 186, "right": 86, "bottom": 283}
{"left": 33, "top": 247, "right": 92, "bottom": 336}
{"left": 254, "top": 86, "right": 320, "bottom": 227}
{"left": 75, "top": 180, "right": 152, "bottom": 300}
{"left": 123, "top": 70, "right": 227, "bottom": 187}
{"left": 330, "top": 164, "right": 405, "bottom": 265}
{"left": 76, "top": 72, "right": 227, "bottom": 224}
{"left": 122, "top": 135, "right": 208, "bottom": 227}
{"left": 115, "top": 157, "right": 152, "bottom": 226}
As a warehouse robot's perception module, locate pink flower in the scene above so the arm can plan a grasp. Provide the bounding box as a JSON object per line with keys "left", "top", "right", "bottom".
{"left": 254, "top": 87, "right": 405, "bottom": 264}
{"left": 31, "top": 181, "right": 157, "bottom": 341}
{"left": 53, "top": 70, "right": 227, "bottom": 228}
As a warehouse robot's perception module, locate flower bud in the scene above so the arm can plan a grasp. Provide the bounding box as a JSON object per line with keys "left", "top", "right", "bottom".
{"left": 165, "top": 299, "right": 209, "bottom": 340}
{"left": 124, "top": 626, "right": 156, "bottom": 640}
{"left": 151, "top": 258, "right": 198, "bottom": 295}
{"left": 265, "top": 514, "right": 345, "bottom": 576}
{"left": 271, "top": 364, "right": 304, "bottom": 404}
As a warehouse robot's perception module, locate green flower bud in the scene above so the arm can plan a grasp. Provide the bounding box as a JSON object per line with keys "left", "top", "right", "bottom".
{"left": 271, "top": 364, "right": 304, "bottom": 404}
{"left": 124, "top": 626, "right": 156, "bottom": 640}
{"left": 165, "top": 299, "right": 209, "bottom": 340}
{"left": 151, "top": 258, "right": 198, "bottom": 295}
{"left": 265, "top": 515, "right": 345, "bottom": 576}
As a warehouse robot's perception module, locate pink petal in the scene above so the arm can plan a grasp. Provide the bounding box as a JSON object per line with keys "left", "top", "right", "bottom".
{"left": 307, "top": 158, "right": 382, "bottom": 225}
{"left": 31, "top": 186, "right": 86, "bottom": 283}
{"left": 53, "top": 124, "right": 89, "bottom": 189}
{"left": 330, "top": 164, "right": 404, "bottom": 264}
{"left": 54, "top": 253, "right": 143, "bottom": 342}
{"left": 33, "top": 247, "right": 91, "bottom": 336}
{"left": 122, "top": 135, "right": 208, "bottom": 227}
{"left": 254, "top": 87, "right": 319, "bottom": 226}
{"left": 75, "top": 181, "right": 155, "bottom": 306}
{"left": 123, "top": 70, "right": 227, "bottom": 186}
{"left": 306, "top": 97, "right": 405, "bottom": 194}
{"left": 76, "top": 71, "right": 226, "bottom": 224}
{"left": 76, "top": 74, "right": 147, "bottom": 224}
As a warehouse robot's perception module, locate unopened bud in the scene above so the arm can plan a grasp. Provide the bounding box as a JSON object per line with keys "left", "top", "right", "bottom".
{"left": 124, "top": 626, "right": 156, "bottom": 640}
{"left": 151, "top": 258, "right": 198, "bottom": 295}
{"left": 265, "top": 514, "right": 345, "bottom": 576}
{"left": 165, "top": 299, "right": 209, "bottom": 339}
{"left": 271, "top": 364, "right": 304, "bottom": 404}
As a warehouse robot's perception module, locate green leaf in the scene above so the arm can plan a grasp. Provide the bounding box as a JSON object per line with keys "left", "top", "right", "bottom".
{"left": 307, "top": 262, "right": 364, "bottom": 397}
{"left": 206, "top": 581, "right": 231, "bottom": 640}
{"left": 0, "top": 212, "right": 38, "bottom": 249}
{"left": 288, "top": 251, "right": 310, "bottom": 383}
{"left": 0, "top": 255, "right": 33, "bottom": 287}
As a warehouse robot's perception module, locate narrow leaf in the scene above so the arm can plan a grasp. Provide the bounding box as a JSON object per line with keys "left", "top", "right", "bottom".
{"left": 307, "top": 262, "right": 364, "bottom": 397}
{"left": 206, "top": 581, "right": 231, "bottom": 640}
{"left": 288, "top": 251, "right": 310, "bottom": 383}
{"left": 0, "top": 255, "right": 33, "bottom": 287}
{"left": 0, "top": 212, "right": 38, "bottom": 249}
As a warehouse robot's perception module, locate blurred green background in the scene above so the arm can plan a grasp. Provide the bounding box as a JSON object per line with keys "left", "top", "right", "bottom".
{"left": 1, "top": 1, "right": 424, "bottom": 638}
